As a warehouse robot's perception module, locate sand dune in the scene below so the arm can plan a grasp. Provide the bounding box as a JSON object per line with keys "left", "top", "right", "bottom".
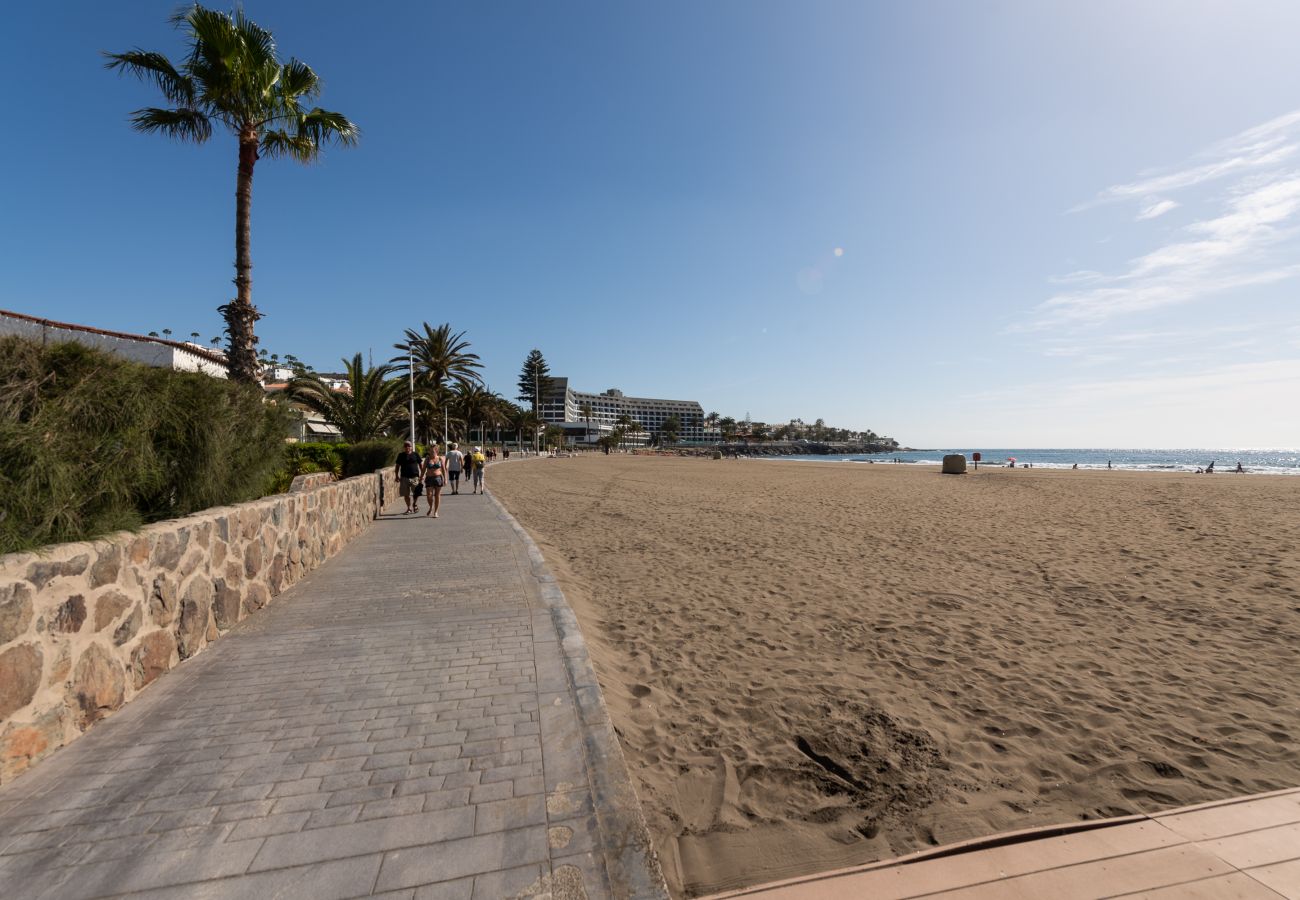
{"left": 489, "top": 456, "right": 1300, "bottom": 897}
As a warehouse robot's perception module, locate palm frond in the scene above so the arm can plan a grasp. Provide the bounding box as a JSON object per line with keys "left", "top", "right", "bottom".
{"left": 298, "top": 108, "right": 360, "bottom": 148}
{"left": 259, "top": 129, "right": 315, "bottom": 161}
{"left": 103, "top": 50, "right": 196, "bottom": 107}
{"left": 130, "top": 106, "right": 213, "bottom": 142}
{"left": 278, "top": 58, "right": 320, "bottom": 102}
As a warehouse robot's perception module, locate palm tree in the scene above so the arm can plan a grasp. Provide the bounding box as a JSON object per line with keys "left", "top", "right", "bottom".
{"left": 393, "top": 323, "right": 482, "bottom": 396}
{"left": 106, "top": 5, "right": 358, "bottom": 383}
{"left": 615, "top": 414, "right": 632, "bottom": 450}
{"left": 628, "top": 420, "right": 644, "bottom": 448}
{"left": 288, "top": 354, "right": 405, "bottom": 443}
{"left": 517, "top": 410, "right": 543, "bottom": 452}
{"left": 579, "top": 402, "right": 594, "bottom": 446}
{"left": 455, "top": 383, "right": 498, "bottom": 445}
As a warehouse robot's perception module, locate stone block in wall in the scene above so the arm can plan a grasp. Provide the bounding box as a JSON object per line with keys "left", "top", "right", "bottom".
{"left": 0, "top": 581, "right": 34, "bottom": 644}
{"left": 132, "top": 630, "right": 175, "bottom": 689}
{"left": 113, "top": 605, "right": 143, "bottom": 646}
{"left": 1, "top": 707, "right": 69, "bottom": 782}
{"left": 150, "top": 574, "right": 179, "bottom": 626}
{"left": 244, "top": 582, "right": 270, "bottom": 614}
{"left": 93, "top": 591, "right": 133, "bottom": 632}
{"left": 243, "top": 541, "right": 262, "bottom": 579}
{"left": 72, "top": 644, "right": 124, "bottom": 727}
{"left": 47, "top": 642, "right": 71, "bottom": 686}
{"left": 89, "top": 546, "right": 122, "bottom": 588}
{"left": 0, "top": 644, "right": 43, "bottom": 718}
{"left": 51, "top": 594, "right": 87, "bottom": 634}
{"left": 176, "top": 577, "right": 214, "bottom": 659}
{"left": 211, "top": 579, "right": 241, "bottom": 631}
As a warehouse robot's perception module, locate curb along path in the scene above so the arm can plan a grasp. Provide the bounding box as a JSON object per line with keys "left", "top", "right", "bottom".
{"left": 0, "top": 480, "right": 669, "bottom": 899}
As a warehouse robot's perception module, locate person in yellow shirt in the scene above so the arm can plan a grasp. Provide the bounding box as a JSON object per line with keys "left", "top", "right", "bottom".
{"left": 469, "top": 446, "right": 487, "bottom": 494}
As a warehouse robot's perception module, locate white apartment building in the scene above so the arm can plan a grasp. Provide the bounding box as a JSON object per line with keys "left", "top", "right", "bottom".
{"left": 0, "top": 309, "right": 229, "bottom": 378}
{"left": 538, "top": 378, "right": 707, "bottom": 444}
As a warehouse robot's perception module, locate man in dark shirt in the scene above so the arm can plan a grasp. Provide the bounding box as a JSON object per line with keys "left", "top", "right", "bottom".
{"left": 394, "top": 441, "right": 423, "bottom": 514}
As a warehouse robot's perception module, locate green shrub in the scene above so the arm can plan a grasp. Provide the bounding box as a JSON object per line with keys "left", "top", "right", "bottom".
{"left": 0, "top": 337, "right": 287, "bottom": 554}
{"left": 293, "top": 442, "right": 343, "bottom": 477}
{"left": 340, "top": 439, "right": 401, "bottom": 478}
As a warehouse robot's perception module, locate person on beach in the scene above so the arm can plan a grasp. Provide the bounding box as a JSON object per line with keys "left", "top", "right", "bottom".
{"left": 1206, "top": 461, "right": 1216, "bottom": 474}
{"left": 422, "top": 445, "right": 445, "bottom": 517}
{"left": 394, "top": 441, "right": 423, "bottom": 514}
{"left": 1236, "top": 462, "right": 1245, "bottom": 473}
{"left": 446, "top": 442, "right": 464, "bottom": 494}
{"left": 470, "top": 446, "right": 486, "bottom": 494}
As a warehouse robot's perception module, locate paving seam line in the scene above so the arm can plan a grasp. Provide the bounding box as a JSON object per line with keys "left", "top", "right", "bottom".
{"left": 488, "top": 488, "right": 670, "bottom": 899}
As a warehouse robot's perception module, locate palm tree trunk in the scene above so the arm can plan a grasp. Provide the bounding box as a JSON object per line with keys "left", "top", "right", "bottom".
{"left": 222, "top": 134, "right": 263, "bottom": 383}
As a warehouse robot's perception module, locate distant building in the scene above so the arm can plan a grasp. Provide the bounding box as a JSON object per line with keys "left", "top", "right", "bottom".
{"left": 538, "top": 378, "right": 706, "bottom": 444}
{"left": 0, "top": 309, "right": 228, "bottom": 378}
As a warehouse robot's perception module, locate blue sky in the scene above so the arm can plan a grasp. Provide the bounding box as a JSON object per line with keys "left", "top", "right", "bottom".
{"left": 4, "top": 1, "right": 1300, "bottom": 447}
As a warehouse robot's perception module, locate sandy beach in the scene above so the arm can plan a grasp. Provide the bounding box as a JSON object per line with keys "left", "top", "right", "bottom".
{"left": 490, "top": 455, "right": 1300, "bottom": 897}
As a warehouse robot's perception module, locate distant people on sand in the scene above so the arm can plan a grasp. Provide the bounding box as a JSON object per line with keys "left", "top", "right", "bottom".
{"left": 395, "top": 441, "right": 423, "bottom": 514}
{"left": 446, "top": 443, "right": 464, "bottom": 494}
{"left": 1107, "top": 460, "right": 1112, "bottom": 469}
{"left": 422, "top": 445, "right": 444, "bottom": 517}
{"left": 1206, "top": 461, "right": 1216, "bottom": 474}
{"left": 1236, "top": 461, "right": 1245, "bottom": 473}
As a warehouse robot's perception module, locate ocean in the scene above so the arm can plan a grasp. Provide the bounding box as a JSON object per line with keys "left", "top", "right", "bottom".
{"left": 774, "top": 448, "right": 1300, "bottom": 476}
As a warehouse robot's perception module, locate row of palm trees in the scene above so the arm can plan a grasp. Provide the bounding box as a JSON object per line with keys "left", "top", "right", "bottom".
{"left": 285, "top": 323, "right": 540, "bottom": 447}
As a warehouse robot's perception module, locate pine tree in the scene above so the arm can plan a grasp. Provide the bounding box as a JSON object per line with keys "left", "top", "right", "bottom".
{"left": 516, "top": 349, "right": 551, "bottom": 412}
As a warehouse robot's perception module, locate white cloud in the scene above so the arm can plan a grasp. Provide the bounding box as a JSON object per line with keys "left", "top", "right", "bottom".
{"left": 1028, "top": 172, "right": 1300, "bottom": 329}
{"left": 1136, "top": 198, "right": 1179, "bottom": 221}
{"left": 1077, "top": 108, "right": 1300, "bottom": 211}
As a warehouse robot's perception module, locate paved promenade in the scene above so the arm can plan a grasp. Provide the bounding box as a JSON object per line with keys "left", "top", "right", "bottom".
{"left": 0, "top": 479, "right": 667, "bottom": 899}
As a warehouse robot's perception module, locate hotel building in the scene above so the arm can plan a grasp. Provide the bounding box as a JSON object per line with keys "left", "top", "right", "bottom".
{"left": 538, "top": 377, "right": 709, "bottom": 445}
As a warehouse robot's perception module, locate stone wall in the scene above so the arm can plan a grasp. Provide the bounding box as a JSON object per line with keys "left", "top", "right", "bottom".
{"left": 0, "top": 470, "right": 396, "bottom": 784}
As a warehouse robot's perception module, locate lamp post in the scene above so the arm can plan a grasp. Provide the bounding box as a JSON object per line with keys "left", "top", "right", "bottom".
{"left": 407, "top": 344, "right": 416, "bottom": 448}
{"left": 534, "top": 371, "right": 540, "bottom": 455}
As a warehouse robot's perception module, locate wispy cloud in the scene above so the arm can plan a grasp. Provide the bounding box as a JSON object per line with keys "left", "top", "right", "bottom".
{"left": 1075, "top": 108, "right": 1300, "bottom": 211}
{"left": 1025, "top": 116, "right": 1300, "bottom": 331}
{"left": 1135, "top": 198, "right": 1178, "bottom": 221}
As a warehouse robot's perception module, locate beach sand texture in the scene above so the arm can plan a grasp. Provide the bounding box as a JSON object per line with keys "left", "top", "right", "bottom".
{"left": 489, "top": 456, "right": 1300, "bottom": 898}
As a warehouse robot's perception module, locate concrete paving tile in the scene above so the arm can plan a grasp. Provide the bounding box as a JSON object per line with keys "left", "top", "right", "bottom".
{"left": 471, "top": 862, "right": 547, "bottom": 898}
{"left": 475, "top": 794, "right": 547, "bottom": 835}
{"left": 249, "top": 807, "right": 475, "bottom": 872}
{"left": 126, "top": 853, "right": 384, "bottom": 900}
{"left": 359, "top": 795, "right": 427, "bottom": 821}
{"left": 1201, "top": 821, "right": 1300, "bottom": 869}
{"left": 305, "top": 804, "right": 364, "bottom": 831}
{"left": 412, "top": 876, "right": 474, "bottom": 900}
{"left": 1246, "top": 858, "right": 1300, "bottom": 898}
{"left": 34, "top": 837, "right": 265, "bottom": 900}
{"left": 1119, "top": 871, "right": 1293, "bottom": 899}
{"left": 327, "top": 784, "right": 396, "bottom": 808}
{"left": 271, "top": 793, "right": 331, "bottom": 815}
{"left": 468, "top": 782, "right": 513, "bottom": 805}
{"left": 422, "top": 789, "right": 474, "bottom": 813}
{"left": 375, "top": 825, "right": 549, "bottom": 891}
{"left": 268, "top": 777, "right": 323, "bottom": 798}
{"left": 228, "top": 810, "right": 311, "bottom": 841}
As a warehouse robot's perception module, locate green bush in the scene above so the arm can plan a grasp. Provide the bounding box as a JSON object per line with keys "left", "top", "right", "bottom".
{"left": 340, "top": 439, "right": 401, "bottom": 478}
{"left": 0, "top": 337, "right": 287, "bottom": 554}
{"left": 293, "top": 442, "right": 343, "bottom": 477}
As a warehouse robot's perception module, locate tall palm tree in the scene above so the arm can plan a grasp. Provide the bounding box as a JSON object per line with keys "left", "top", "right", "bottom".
{"left": 628, "top": 420, "right": 644, "bottom": 448}
{"left": 107, "top": 5, "right": 359, "bottom": 384}
{"left": 287, "top": 354, "right": 405, "bottom": 443}
{"left": 517, "top": 410, "right": 543, "bottom": 451}
{"left": 615, "top": 413, "right": 632, "bottom": 450}
{"left": 580, "top": 402, "right": 594, "bottom": 446}
{"left": 393, "top": 323, "right": 482, "bottom": 396}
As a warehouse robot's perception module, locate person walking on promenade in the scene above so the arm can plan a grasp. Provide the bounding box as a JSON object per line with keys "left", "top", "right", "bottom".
{"left": 446, "top": 442, "right": 465, "bottom": 495}
{"left": 422, "top": 444, "right": 445, "bottom": 517}
{"left": 394, "top": 441, "right": 423, "bottom": 514}
{"left": 470, "top": 446, "right": 486, "bottom": 494}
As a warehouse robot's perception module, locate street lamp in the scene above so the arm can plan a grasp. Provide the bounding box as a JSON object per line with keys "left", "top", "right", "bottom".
{"left": 407, "top": 343, "right": 416, "bottom": 448}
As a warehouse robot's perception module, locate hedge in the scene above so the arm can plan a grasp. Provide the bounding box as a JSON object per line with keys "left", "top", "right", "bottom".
{"left": 0, "top": 337, "right": 287, "bottom": 554}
